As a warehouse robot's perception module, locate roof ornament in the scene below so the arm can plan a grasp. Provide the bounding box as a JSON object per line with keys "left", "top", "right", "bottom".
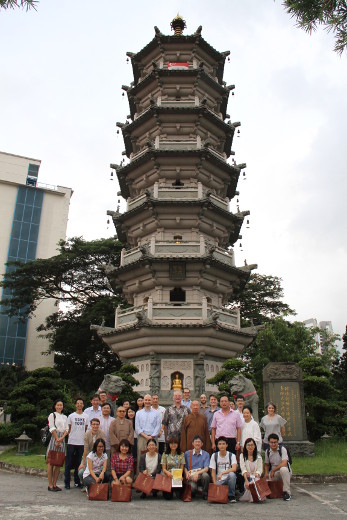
{"left": 170, "top": 13, "right": 186, "bottom": 36}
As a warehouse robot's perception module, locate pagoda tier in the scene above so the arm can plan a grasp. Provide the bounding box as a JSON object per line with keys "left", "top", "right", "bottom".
{"left": 124, "top": 68, "right": 233, "bottom": 121}
{"left": 105, "top": 249, "right": 255, "bottom": 305}
{"left": 127, "top": 26, "right": 229, "bottom": 86}
{"left": 95, "top": 19, "right": 257, "bottom": 401}
{"left": 118, "top": 104, "right": 237, "bottom": 159}
{"left": 112, "top": 148, "right": 243, "bottom": 200}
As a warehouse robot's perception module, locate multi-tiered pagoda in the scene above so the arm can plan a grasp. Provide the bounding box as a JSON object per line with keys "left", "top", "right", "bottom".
{"left": 95, "top": 16, "right": 257, "bottom": 403}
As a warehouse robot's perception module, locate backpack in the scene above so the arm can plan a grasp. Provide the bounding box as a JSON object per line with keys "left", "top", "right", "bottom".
{"left": 40, "top": 412, "right": 55, "bottom": 447}
{"left": 214, "top": 451, "right": 233, "bottom": 468}
{"left": 266, "top": 445, "right": 292, "bottom": 470}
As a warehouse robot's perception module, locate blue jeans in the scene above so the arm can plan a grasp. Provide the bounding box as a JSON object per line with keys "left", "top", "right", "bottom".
{"left": 64, "top": 444, "right": 84, "bottom": 487}
{"left": 217, "top": 472, "right": 236, "bottom": 498}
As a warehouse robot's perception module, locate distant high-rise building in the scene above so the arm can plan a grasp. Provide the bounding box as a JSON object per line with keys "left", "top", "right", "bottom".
{"left": 0, "top": 151, "right": 73, "bottom": 369}
{"left": 303, "top": 318, "right": 334, "bottom": 355}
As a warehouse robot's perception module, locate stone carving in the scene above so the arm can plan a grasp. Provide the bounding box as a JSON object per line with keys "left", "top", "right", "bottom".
{"left": 264, "top": 363, "right": 301, "bottom": 381}
{"left": 98, "top": 374, "right": 126, "bottom": 414}
{"left": 228, "top": 375, "right": 259, "bottom": 423}
{"left": 185, "top": 376, "right": 192, "bottom": 388}
{"left": 163, "top": 360, "right": 193, "bottom": 370}
{"left": 194, "top": 353, "right": 205, "bottom": 396}
{"left": 161, "top": 376, "right": 170, "bottom": 389}
{"left": 149, "top": 352, "right": 161, "bottom": 395}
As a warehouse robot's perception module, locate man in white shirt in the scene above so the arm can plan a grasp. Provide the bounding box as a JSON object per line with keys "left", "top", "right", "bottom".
{"left": 209, "top": 436, "right": 237, "bottom": 503}
{"left": 84, "top": 394, "right": 102, "bottom": 427}
{"left": 151, "top": 394, "right": 166, "bottom": 454}
{"left": 64, "top": 398, "right": 88, "bottom": 489}
{"left": 135, "top": 394, "right": 161, "bottom": 471}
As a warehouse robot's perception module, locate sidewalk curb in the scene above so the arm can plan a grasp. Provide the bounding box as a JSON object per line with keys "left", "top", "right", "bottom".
{"left": 1, "top": 460, "right": 347, "bottom": 483}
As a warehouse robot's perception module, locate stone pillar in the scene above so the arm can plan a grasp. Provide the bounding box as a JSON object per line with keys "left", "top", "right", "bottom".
{"left": 149, "top": 352, "right": 161, "bottom": 395}
{"left": 263, "top": 362, "right": 314, "bottom": 456}
{"left": 194, "top": 352, "right": 205, "bottom": 398}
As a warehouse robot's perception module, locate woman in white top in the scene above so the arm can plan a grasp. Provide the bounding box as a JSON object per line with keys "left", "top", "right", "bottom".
{"left": 240, "top": 406, "right": 262, "bottom": 453}
{"left": 47, "top": 399, "right": 68, "bottom": 492}
{"left": 239, "top": 437, "right": 263, "bottom": 502}
{"left": 138, "top": 438, "right": 161, "bottom": 498}
{"left": 82, "top": 438, "right": 108, "bottom": 489}
{"left": 260, "top": 402, "right": 286, "bottom": 450}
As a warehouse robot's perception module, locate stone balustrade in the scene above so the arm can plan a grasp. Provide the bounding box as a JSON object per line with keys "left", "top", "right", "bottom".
{"left": 115, "top": 301, "right": 240, "bottom": 329}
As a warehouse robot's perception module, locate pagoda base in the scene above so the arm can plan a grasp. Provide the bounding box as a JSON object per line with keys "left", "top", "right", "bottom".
{"left": 93, "top": 323, "right": 256, "bottom": 404}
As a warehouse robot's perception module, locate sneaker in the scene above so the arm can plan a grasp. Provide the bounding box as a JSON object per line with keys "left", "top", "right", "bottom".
{"left": 283, "top": 492, "right": 291, "bottom": 501}
{"left": 81, "top": 487, "right": 87, "bottom": 493}
{"left": 74, "top": 483, "right": 83, "bottom": 488}
{"left": 65, "top": 485, "right": 70, "bottom": 490}
{"left": 229, "top": 496, "right": 237, "bottom": 503}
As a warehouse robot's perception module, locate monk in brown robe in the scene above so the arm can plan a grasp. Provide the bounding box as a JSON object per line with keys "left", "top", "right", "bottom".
{"left": 109, "top": 405, "right": 134, "bottom": 454}
{"left": 180, "top": 401, "right": 211, "bottom": 454}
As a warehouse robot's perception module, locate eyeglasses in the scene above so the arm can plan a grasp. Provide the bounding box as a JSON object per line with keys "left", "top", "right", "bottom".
{"left": 118, "top": 410, "right": 126, "bottom": 413}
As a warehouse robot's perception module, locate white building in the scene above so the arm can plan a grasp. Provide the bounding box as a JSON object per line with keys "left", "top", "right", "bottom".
{"left": 303, "top": 318, "right": 334, "bottom": 355}
{"left": 0, "top": 151, "right": 72, "bottom": 370}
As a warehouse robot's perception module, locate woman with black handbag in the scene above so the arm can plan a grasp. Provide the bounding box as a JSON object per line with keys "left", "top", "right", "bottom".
{"left": 47, "top": 399, "right": 68, "bottom": 492}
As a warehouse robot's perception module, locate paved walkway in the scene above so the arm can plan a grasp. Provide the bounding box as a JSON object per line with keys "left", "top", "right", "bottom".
{"left": 1, "top": 470, "right": 347, "bottom": 520}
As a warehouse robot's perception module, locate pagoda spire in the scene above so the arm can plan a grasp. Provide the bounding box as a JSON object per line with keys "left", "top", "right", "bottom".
{"left": 170, "top": 13, "right": 187, "bottom": 36}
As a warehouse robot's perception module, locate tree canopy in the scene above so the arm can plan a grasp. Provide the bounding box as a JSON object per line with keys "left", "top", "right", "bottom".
{"left": 284, "top": 0, "right": 347, "bottom": 54}
{"left": 235, "top": 273, "right": 296, "bottom": 326}
{"left": 0, "top": 237, "right": 124, "bottom": 319}
{"left": 0, "top": 0, "right": 37, "bottom": 9}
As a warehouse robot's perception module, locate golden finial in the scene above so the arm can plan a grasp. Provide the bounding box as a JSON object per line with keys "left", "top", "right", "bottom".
{"left": 170, "top": 14, "right": 186, "bottom": 36}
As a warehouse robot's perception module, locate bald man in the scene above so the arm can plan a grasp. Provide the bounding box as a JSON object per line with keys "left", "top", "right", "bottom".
{"left": 180, "top": 401, "right": 211, "bottom": 454}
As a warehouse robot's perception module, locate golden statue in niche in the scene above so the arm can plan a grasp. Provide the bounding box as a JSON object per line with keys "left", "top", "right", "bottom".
{"left": 172, "top": 373, "right": 183, "bottom": 390}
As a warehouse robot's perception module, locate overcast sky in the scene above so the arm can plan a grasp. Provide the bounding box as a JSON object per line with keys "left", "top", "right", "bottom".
{"left": 1, "top": 1, "right": 346, "bottom": 345}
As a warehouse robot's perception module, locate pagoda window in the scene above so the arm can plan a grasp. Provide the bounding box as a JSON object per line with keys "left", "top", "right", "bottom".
{"left": 172, "top": 179, "right": 184, "bottom": 188}
{"left": 170, "top": 287, "right": 186, "bottom": 303}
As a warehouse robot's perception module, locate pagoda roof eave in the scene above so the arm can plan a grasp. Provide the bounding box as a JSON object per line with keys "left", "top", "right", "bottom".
{"left": 109, "top": 196, "right": 245, "bottom": 225}
{"left": 112, "top": 148, "right": 240, "bottom": 199}
{"left": 93, "top": 320, "right": 256, "bottom": 340}
{"left": 105, "top": 253, "right": 252, "bottom": 280}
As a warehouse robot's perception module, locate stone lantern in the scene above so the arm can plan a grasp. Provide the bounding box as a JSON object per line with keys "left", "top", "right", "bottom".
{"left": 15, "top": 431, "right": 32, "bottom": 455}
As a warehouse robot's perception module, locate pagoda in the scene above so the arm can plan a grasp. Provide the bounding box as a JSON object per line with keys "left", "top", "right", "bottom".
{"left": 94, "top": 16, "right": 257, "bottom": 402}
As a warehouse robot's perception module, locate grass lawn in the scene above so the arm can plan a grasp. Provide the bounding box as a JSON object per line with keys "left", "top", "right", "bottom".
{"left": 292, "top": 438, "right": 347, "bottom": 474}
{"left": 0, "top": 443, "right": 47, "bottom": 470}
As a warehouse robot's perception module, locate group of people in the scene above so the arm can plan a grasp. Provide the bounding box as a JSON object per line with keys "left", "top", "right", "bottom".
{"left": 46, "top": 388, "right": 292, "bottom": 503}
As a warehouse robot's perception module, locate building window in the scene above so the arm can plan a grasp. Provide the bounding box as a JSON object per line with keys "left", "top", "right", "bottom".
{"left": 0, "top": 186, "right": 43, "bottom": 365}
{"left": 170, "top": 287, "right": 186, "bottom": 302}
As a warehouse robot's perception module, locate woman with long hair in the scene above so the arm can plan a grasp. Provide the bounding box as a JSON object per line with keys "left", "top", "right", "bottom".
{"left": 110, "top": 438, "right": 134, "bottom": 487}
{"left": 82, "top": 438, "right": 108, "bottom": 491}
{"left": 126, "top": 407, "right": 137, "bottom": 462}
{"left": 260, "top": 402, "right": 286, "bottom": 450}
{"left": 138, "top": 438, "right": 162, "bottom": 498}
{"left": 239, "top": 437, "right": 263, "bottom": 502}
{"left": 161, "top": 436, "right": 185, "bottom": 500}
{"left": 46, "top": 399, "right": 68, "bottom": 492}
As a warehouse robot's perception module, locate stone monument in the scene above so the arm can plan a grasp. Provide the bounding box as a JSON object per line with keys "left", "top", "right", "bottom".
{"left": 263, "top": 362, "right": 314, "bottom": 455}
{"left": 93, "top": 16, "right": 258, "bottom": 404}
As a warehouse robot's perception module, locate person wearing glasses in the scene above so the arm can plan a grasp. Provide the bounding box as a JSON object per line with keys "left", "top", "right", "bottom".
{"left": 109, "top": 406, "right": 134, "bottom": 455}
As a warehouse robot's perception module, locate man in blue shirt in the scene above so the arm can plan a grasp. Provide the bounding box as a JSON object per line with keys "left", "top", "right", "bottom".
{"left": 135, "top": 394, "right": 161, "bottom": 472}
{"left": 184, "top": 435, "right": 210, "bottom": 500}
{"left": 182, "top": 388, "right": 192, "bottom": 409}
